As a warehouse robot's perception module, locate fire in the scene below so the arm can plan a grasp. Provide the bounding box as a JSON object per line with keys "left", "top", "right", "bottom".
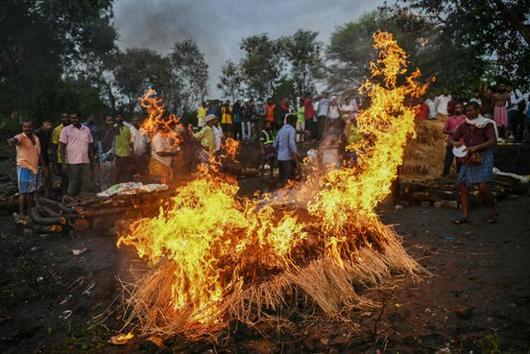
{"left": 139, "top": 88, "right": 182, "bottom": 143}
{"left": 118, "top": 31, "right": 427, "bottom": 338}
{"left": 221, "top": 137, "right": 240, "bottom": 161}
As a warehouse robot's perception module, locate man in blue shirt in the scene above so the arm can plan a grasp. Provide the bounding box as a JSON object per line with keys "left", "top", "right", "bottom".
{"left": 273, "top": 114, "right": 299, "bottom": 187}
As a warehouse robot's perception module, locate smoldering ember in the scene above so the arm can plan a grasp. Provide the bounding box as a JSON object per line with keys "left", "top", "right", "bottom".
{"left": 1, "top": 1, "right": 529, "bottom": 353}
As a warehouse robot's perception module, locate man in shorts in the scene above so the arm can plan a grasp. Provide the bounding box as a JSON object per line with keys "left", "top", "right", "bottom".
{"left": 7, "top": 120, "right": 46, "bottom": 220}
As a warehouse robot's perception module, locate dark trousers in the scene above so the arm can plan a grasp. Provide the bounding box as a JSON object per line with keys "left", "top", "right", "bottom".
{"left": 232, "top": 122, "right": 242, "bottom": 140}
{"left": 54, "top": 163, "right": 69, "bottom": 192}
{"left": 508, "top": 110, "right": 523, "bottom": 140}
{"left": 317, "top": 115, "right": 327, "bottom": 140}
{"left": 443, "top": 145, "right": 461, "bottom": 176}
{"left": 115, "top": 156, "right": 131, "bottom": 183}
{"left": 278, "top": 160, "right": 296, "bottom": 187}
{"left": 67, "top": 163, "right": 91, "bottom": 196}
{"left": 306, "top": 118, "right": 317, "bottom": 140}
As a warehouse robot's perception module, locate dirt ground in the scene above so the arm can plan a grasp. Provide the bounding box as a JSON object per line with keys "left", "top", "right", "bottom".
{"left": 1, "top": 147, "right": 529, "bottom": 353}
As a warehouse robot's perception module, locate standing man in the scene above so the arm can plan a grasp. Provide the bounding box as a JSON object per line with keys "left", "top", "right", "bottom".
{"left": 273, "top": 114, "right": 299, "bottom": 187}
{"left": 193, "top": 114, "right": 217, "bottom": 153}
{"left": 197, "top": 101, "right": 207, "bottom": 128}
{"left": 51, "top": 113, "right": 70, "bottom": 191}
{"left": 149, "top": 123, "right": 178, "bottom": 184}
{"left": 59, "top": 113, "right": 95, "bottom": 196}
{"left": 506, "top": 83, "right": 525, "bottom": 141}
{"left": 34, "top": 119, "right": 53, "bottom": 197}
{"left": 442, "top": 102, "right": 466, "bottom": 176}
{"left": 425, "top": 93, "right": 437, "bottom": 119}
{"left": 97, "top": 115, "right": 116, "bottom": 190}
{"left": 7, "top": 120, "right": 45, "bottom": 220}
{"left": 451, "top": 102, "right": 498, "bottom": 225}
{"left": 304, "top": 96, "right": 317, "bottom": 140}
{"left": 127, "top": 114, "right": 150, "bottom": 179}
{"left": 316, "top": 93, "right": 331, "bottom": 139}
{"left": 434, "top": 88, "right": 452, "bottom": 120}
{"left": 265, "top": 98, "right": 277, "bottom": 129}
{"left": 220, "top": 100, "right": 233, "bottom": 138}
{"left": 114, "top": 113, "right": 132, "bottom": 182}
{"left": 260, "top": 120, "right": 276, "bottom": 176}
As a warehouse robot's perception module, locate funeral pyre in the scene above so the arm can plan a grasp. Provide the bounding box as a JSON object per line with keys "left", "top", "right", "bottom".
{"left": 116, "top": 31, "right": 426, "bottom": 339}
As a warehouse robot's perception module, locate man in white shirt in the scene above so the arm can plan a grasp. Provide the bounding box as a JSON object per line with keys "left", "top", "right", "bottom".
{"left": 506, "top": 83, "right": 525, "bottom": 141}
{"left": 148, "top": 123, "right": 177, "bottom": 184}
{"left": 434, "top": 88, "right": 452, "bottom": 120}
{"left": 424, "top": 93, "right": 437, "bottom": 119}
{"left": 124, "top": 115, "right": 150, "bottom": 178}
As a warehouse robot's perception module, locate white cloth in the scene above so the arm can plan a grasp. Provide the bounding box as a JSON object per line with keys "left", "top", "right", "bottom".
{"left": 328, "top": 105, "right": 340, "bottom": 119}
{"left": 213, "top": 125, "right": 223, "bottom": 152}
{"left": 151, "top": 133, "right": 173, "bottom": 167}
{"left": 425, "top": 98, "right": 437, "bottom": 118}
{"left": 435, "top": 94, "right": 452, "bottom": 115}
{"left": 508, "top": 89, "right": 524, "bottom": 112}
{"left": 126, "top": 124, "right": 149, "bottom": 156}
{"left": 340, "top": 99, "right": 358, "bottom": 117}
{"left": 465, "top": 115, "right": 499, "bottom": 139}
{"left": 469, "top": 98, "right": 482, "bottom": 106}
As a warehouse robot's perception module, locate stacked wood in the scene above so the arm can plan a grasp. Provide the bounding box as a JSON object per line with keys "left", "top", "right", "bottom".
{"left": 400, "top": 174, "right": 528, "bottom": 207}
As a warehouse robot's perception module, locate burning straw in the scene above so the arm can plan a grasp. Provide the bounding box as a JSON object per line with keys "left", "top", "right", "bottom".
{"left": 117, "top": 31, "right": 428, "bottom": 340}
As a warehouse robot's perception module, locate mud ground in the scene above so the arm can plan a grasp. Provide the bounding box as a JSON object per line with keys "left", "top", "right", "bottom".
{"left": 1, "top": 146, "right": 529, "bottom": 353}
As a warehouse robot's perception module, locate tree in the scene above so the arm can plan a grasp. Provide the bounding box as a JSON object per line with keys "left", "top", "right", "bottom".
{"left": 326, "top": 10, "right": 485, "bottom": 93}
{"left": 217, "top": 60, "right": 244, "bottom": 100}
{"left": 0, "top": 0, "right": 116, "bottom": 119}
{"left": 169, "top": 39, "right": 209, "bottom": 112}
{"left": 391, "top": 0, "right": 530, "bottom": 86}
{"left": 112, "top": 48, "right": 172, "bottom": 113}
{"left": 239, "top": 34, "right": 284, "bottom": 99}
{"left": 278, "top": 30, "right": 322, "bottom": 96}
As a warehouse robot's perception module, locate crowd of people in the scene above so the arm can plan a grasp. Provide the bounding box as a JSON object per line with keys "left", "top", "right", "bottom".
{"left": 7, "top": 83, "right": 529, "bottom": 225}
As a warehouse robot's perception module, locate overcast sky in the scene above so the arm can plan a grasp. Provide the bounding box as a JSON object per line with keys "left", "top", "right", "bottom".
{"left": 113, "top": 0, "right": 384, "bottom": 97}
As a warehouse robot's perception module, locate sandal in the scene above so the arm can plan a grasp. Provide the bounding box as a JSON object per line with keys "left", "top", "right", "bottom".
{"left": 453, "top": 217, "right": 470, "bottom": 225}
{"left": 486, "top": 213, "right": 499, "bottom": 224}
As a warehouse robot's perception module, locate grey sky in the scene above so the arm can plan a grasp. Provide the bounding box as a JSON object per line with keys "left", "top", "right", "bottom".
{"left": 113, "top": 0, "right": 384, "bottom": 97}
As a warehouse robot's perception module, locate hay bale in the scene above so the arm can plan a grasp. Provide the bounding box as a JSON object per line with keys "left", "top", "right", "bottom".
{"left": 401, "top": 119, "right": 447, "bottom": 181}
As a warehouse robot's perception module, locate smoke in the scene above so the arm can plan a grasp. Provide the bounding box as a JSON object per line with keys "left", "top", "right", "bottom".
{"left": 113, "top": 0, "right": 383, "bottom": 97}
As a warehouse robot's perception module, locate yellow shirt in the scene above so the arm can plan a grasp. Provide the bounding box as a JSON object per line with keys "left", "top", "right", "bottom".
{"left": 197, "top": 106, "right": 207, "bottom": 127}
{"left": 221, "top": 106, "right": 233, "bottom": 124}
{"left": 51, "top": 123, "right": 64, "bottom": 163}
{"left": 193, "top": 126, "right": 216, "bottom": 151}
{"left": 114, "top": 125, "right": 131, "bottom": 157}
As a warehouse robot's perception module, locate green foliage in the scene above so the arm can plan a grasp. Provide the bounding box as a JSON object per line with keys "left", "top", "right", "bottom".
{"left": 169, "top": 39, "right": 209, "bottom": 111}
{"left": 0, "top": 0, "right": 116, "bottom": 120}
{"left": 112, "top": 48, "right": 172, "bottom": 113}
{"left": 278, "top": 30, "right": 322, "bottom": 96}
{"left": 240, "top": 34, "right": 284, "bottom": 98}
{"left": 218, "top": 60, "right": 245, "bottom": 100}
{"left": 393, "top": 0, "right": 530, "bottom": 89}
{"left": 326, "top": 9, "right": 486, "bottom": 93}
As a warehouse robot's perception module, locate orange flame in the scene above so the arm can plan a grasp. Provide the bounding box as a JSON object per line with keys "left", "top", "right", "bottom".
{"left": 118, "top": 31, "right": 427, "bottom": 335}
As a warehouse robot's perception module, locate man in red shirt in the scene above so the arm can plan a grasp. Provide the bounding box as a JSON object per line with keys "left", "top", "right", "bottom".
{"left": 304, "top": 96, "right": 317, "bottom": 140}
{"left": 442, "top": 102, "right": 466, "bottom": 176}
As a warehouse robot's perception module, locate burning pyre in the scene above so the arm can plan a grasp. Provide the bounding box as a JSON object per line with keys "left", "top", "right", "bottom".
{"left": 117, "top": 32, "right": 428, "bottom": 339}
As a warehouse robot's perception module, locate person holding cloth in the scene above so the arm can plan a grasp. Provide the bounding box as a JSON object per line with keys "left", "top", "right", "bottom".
{"left": 273, "top": 114, "right": 299, "bottom": 187}
{"left": 451, "top": 102, "right": 498, "bottom": 225}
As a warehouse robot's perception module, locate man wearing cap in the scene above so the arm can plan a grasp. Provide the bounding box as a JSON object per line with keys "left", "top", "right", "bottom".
{"left": 194, "top": 114, "right": 217, "bottom": 153}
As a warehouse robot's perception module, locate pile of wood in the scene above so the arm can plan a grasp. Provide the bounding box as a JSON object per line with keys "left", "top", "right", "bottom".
{"left": 400, "top": 174, "right": 528, "bottom": 207}
{"left": 24, "top": 190, "right": 173, "bottom": 236}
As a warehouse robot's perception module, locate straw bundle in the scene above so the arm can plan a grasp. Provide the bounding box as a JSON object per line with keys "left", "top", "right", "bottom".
{"left": 120, "top": 217, "right": 422, "bottom": 340}
{"left": 401, "top": 119, "right": 447, "bottom": 181}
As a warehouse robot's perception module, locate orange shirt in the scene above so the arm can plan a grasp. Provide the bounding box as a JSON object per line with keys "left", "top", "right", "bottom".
{"left": 14, "top": 133, "right": 41, "bottom": 173}
{"left": 265, "top": 104, "right": 276, "bottom": 122}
